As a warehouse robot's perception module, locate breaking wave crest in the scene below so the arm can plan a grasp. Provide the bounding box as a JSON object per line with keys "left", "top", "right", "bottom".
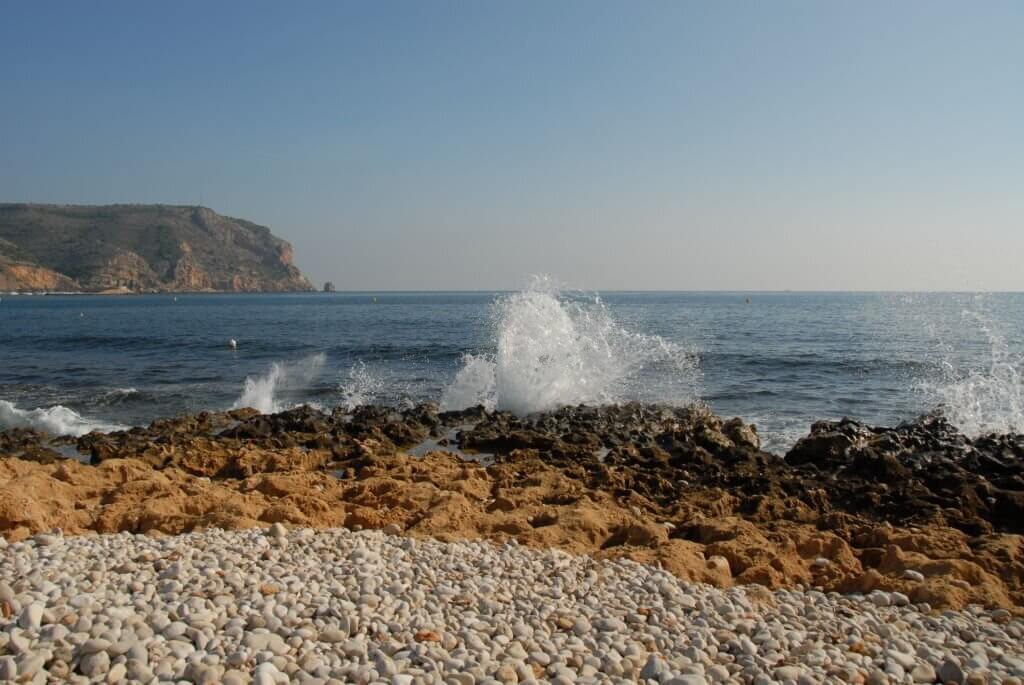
{"left": 0, "top": 400, "right": 126, "bottom": 437}
{"left": 442, "top": 276, "right": 700, "bottom": 414}
{"left": 233, "top": 353, "right": 326, "bottom": 414}
{"left": 921, "top": 311, "right": 1024, "bottom": 437}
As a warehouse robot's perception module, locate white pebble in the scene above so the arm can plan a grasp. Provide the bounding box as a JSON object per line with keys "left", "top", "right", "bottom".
{"left": 0, "top": 527, "right": 1016, "bottom": 685}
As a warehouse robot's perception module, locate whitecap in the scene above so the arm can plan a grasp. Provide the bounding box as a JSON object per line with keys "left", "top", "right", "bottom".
{"left": 0, "top": 399, "right": 125, "bottom": 437}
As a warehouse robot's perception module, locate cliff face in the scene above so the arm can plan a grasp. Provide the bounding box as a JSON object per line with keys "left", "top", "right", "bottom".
{"left": 0, "top": 204, "right": 315, "bottom": 293}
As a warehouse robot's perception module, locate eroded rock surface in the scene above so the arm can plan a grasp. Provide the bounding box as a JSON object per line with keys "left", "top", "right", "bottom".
{"left": 2, "top": 403, "right": 1022, "bottom": 612}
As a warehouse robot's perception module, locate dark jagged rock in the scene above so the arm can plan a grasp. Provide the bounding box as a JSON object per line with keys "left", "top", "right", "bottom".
{"left": 3, "top": 401, "right": 1022, "bottom": 536}
{"left": 785, "top": 415, "right": 1024, "bottom": 534}
{"left": 0, "top": 428, "right": 64, "bottom": 464}
{"left": 449, "top": 404, "right": 1024, "bottom": 535}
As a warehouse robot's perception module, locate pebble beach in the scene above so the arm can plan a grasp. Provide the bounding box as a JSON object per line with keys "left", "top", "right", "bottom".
{"left": 2, "top": 526, "right": 1023, "bottom": 685}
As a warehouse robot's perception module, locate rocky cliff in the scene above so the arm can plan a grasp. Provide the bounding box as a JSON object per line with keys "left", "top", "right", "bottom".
{"left": 0, "top": 204, "right": 315, "bottom": 293}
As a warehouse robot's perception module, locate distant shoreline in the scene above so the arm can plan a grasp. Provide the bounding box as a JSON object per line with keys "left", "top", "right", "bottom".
{"left": 2, "top": 289, "right": 325, "bottom": 296}
{"left": 5, "top": 289, "right": 1022, "bottom": 296}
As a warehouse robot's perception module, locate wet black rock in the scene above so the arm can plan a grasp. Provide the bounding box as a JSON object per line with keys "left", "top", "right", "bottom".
{"left": 785, "top": 414, "right": 1024, "bottom": 534}
{"left": 0, "top": 428, "right": 64, "bottom": 464}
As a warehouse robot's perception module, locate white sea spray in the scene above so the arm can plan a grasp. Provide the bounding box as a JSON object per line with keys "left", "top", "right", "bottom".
{"left": 232, "top": 353, "right": 326, "bottom": 414}
{"left": 442, "top": 276, "right": 700, "bottom": 414}
{"left": 920, "top": 309, "right": 1024, "bottom": 437}
{"left": 0, "top": 400, "right": 126, "bottom": 437}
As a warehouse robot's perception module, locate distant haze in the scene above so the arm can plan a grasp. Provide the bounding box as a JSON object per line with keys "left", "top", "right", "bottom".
{"left": 2, "top": 2, "right": 1022, "bottom": 291}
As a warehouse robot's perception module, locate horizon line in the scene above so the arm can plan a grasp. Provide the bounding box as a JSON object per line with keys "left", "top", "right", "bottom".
{"left": 10, "top": 289, "right": 1022, "bottom": 296}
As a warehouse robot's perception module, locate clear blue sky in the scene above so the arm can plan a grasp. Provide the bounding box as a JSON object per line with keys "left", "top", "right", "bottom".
{"left": 2, "top": 1, "right": 1022, "bottom": 290}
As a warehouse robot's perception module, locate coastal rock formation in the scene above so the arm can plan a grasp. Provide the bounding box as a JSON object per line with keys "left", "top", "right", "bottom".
{"left": 0, "top": 255, "right": 78, "bottom": 292}
{"left": 1, "top": 403, "right": 1023, "bottom": 612}
{"left": 0, "top": 204, "right": 314, "bottom": 292}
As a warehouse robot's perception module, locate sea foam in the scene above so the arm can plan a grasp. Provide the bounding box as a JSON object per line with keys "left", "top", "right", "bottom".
{"left": 0, "top": 400, "right": 125, "bottom": 437}
{"left": 233, "top": 353, "right": 326, "bottom": 414}
{"left": 442, "top": 276, "right": 700, "bottom": 414}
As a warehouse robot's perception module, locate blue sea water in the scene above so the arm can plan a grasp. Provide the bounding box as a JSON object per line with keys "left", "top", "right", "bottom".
{"left": 1, "top": 287, "right": 1022, "bottom": 453}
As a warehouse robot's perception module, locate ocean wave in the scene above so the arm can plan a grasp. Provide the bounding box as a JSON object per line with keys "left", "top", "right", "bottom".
{"left": 697, "top": 351, "right": 937, "bottom": 375}
{"left": 919, "top": 310, "right": 1024, "bottom": 437}
{"left": 328, "top": 343, "right": 470, "bottom": 363}
{"left": 232, "top": 353, "right": 327, "bottom": 414}
{"left": 441, "top": 276, "right": 701, "bottom": 414}
{"left": 93, "top": 387, "right": 144, "bottom": 406}
{"left": 1, "top": 334, "right": 178, "bottom": 352}
{"left": 0, "top": 399, "right": 125, "bottom": 437}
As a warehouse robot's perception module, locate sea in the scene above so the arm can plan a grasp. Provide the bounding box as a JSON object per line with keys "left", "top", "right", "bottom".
{"left": 1, "top": 279, "right": 1022, "bottom": 454}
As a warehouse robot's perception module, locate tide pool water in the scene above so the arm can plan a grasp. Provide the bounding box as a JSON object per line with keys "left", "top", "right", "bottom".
{"left": 1, "top": 283, "right": 1022, "bottom": 453}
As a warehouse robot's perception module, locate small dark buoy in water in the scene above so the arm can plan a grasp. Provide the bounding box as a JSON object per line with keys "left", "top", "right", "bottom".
{"left": 745, "top": 297, "right": 750, "bottom": 304}
{"left": 228, "top": 338, "right": 238, "bottom": 349}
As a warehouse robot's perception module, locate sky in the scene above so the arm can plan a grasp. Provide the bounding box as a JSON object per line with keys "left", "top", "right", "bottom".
{"left": 1, "top": 1, "right": 1022, "bottom": 291}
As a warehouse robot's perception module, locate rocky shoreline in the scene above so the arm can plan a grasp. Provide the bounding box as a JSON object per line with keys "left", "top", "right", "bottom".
{"left": 2, "top": 403, "right": 1022, "bottom": 616}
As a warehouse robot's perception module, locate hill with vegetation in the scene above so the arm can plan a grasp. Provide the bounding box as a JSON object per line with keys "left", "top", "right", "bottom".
{"left": 0, "top": 204, "right": 314, "bottom": 293}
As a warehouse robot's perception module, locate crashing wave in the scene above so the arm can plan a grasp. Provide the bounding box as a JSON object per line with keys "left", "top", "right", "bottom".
{"left": 921, "top": 310, "right": 1024, "bottom": 437}
{"left": 442, "top": 276, "right": 700, "bottom": 414}
{"left": 0, "top": 400, "right": 125, "bottom": 437}
{"left": 232, "top": 353, "right": 326, "bottom": 414}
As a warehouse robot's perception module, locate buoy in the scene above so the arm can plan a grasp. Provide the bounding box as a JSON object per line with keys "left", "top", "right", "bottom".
{"left": 228, "top": 339, "right": 238, "bottom": 349}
